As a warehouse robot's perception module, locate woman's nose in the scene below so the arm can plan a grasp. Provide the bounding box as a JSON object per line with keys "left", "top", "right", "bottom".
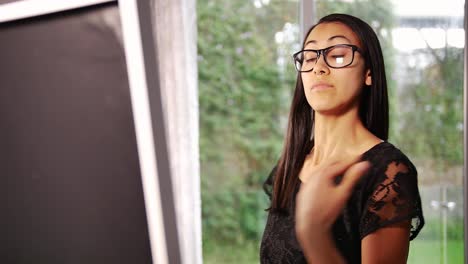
{"left": 312, "top": 54, "right": 329, "bottom": 75}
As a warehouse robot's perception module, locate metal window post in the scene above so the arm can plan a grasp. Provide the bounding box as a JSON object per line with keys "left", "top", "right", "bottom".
{"left": 300, "top": 0, "right": 315, "bottom": 43}
{"left": 463, "top": 1, "right": 468, "bottom": 263}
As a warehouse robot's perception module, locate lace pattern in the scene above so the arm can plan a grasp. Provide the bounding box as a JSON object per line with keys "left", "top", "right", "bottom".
{"left": 359, "top": 147, "right": 424, "bottom": 240}
{"left": 260, "top": 142, "right": 424, "bottom": 264}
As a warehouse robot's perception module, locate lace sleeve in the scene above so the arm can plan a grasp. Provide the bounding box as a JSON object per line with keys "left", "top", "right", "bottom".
{"left": 360, "top": 159, "right": 424, "bottom": 240}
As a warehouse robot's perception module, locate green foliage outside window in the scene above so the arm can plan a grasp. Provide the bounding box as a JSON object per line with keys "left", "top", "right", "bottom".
{"left": 397, "top": 47, "right": 464, "bottom": 167}
{"left": 198, "top": 0, "right": 298, "bottom": 253}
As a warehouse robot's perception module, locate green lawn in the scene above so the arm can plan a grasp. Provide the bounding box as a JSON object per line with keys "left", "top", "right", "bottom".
{"left": 203, "top": 241, "right": 259, "bottom": 264}
{"left": 408, "top": 240, "right": 464, "bottom": 264}
{"left": 203, "top": 239, "right": 464, "bottom": 264}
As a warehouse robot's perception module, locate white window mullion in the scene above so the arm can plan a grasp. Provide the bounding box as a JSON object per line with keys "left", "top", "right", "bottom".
{"left": 0, "top": 0, "right": 114, "bottom": 23}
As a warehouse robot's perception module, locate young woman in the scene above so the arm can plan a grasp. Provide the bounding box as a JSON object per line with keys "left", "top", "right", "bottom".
{"left": 260, "top": 14, "right": 424, "bottom": 263}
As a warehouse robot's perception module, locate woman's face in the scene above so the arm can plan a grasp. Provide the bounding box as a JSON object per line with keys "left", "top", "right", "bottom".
{"left": 301, "top": 22, "right": 371, "bottom": 115}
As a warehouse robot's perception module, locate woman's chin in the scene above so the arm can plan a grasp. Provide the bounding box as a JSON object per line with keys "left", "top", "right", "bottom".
{"left": 309, "top": 103, "right": 335, "bottom": 113}
{"left": 310, "top": 105, "right": 345, "bottom": 116}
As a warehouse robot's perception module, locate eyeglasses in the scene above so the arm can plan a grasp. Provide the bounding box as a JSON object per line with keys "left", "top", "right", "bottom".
{"left": 292, "top": 44, "right": 361, "bottom": 72}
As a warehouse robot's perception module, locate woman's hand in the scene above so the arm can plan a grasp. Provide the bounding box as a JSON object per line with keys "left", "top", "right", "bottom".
{"left": 295, "top": 158, "right": 371, "bottom": 263}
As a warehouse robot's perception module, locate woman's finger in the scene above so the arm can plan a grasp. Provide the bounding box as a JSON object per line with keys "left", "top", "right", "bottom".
{"left": 321, "top": 155, "right": 363, "bottom": 181}
{"left": 339, "top": 161, "right": 371, "bottom": 192}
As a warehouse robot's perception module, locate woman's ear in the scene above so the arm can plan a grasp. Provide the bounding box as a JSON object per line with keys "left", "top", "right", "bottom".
{"left": 365, "top": 69, "right": 372, "bottom": 86}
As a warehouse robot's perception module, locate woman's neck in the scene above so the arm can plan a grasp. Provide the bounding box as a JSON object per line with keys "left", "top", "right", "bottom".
{"left": 311, "top": 109, "right": 380, "bottom": 165}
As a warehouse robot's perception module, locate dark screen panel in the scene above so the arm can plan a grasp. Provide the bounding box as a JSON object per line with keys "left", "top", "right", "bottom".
{"left": 0, "top": 3, "right": 152, "bottom": 264}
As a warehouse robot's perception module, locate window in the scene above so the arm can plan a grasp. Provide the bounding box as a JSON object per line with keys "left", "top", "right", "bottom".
{"left": 198, "top": 0, "right": 299, "bottom": 262}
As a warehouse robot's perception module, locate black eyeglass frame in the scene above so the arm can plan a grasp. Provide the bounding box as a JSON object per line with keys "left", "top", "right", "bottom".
{"left": 292, "top": 44, "right": 362, "bottom": 72}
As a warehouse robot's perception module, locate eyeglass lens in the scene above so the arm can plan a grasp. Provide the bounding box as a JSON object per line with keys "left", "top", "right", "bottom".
{"left": 295, "top": 45, "right": 354, "bottom": 72}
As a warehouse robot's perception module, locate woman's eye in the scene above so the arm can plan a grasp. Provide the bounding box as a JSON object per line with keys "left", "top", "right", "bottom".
{"left": 331, "top": 55, "right": 345, "bottom": 59}
{"left": 329, "top": 54, "right": 346, "bottom": 64}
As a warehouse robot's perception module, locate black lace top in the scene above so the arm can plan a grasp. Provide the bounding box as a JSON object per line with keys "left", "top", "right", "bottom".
{"left": 260, "top": 142, "right": 424, "bottom": 264}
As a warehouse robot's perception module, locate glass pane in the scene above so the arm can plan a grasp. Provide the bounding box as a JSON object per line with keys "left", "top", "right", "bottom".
{"left": 197, "top": 0, "right": 299, "bottom": 263}
{"left": 316, "top": 0, "right": 465, "bottom": 263}
{"left": 390, "top": 0, "right": 464, "bottom": 263}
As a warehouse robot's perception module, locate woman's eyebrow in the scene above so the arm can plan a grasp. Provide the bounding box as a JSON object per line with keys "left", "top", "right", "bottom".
{"left": 328, "top": 35, "right": 351, "bottom": 42}
{"left": 305, "top": 35, "right": 352, "bottom": 46}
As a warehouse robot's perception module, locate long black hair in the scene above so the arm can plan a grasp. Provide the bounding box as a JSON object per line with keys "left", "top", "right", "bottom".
{"left": 270, "top": 13, "right": 389, "bottom": 211}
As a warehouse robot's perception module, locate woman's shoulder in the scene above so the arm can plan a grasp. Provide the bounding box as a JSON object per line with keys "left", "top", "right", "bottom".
{"left": 357, "top": 142, "right": 425, "bottom": 240}
{"left": 362, "top": 141, "right": 416, "bottom": 171}
{"left": 358, "top": 141, "right": 419, "bottom": 198}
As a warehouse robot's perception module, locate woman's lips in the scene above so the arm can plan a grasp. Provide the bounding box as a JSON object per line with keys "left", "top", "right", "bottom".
{"left": 311, "top": 82, "right": 333, "bottom": 91}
